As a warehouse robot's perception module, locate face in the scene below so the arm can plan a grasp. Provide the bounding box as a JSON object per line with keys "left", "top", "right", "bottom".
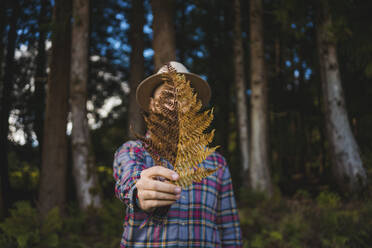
{"left": 149, "top": 83, "right": 190, "bottom": 113}
{"left": 153, "top": 83, "right": 167, "bottom": 101}
{"left": 149, "top": 84, "right": 168, "bottom": 113}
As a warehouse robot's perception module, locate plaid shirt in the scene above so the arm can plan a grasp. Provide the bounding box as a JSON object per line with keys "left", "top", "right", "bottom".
{"left": 113, "top": 140, "right": 243, "bottom": 247}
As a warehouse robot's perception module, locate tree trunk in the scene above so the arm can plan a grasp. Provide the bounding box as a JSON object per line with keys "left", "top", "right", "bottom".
{"left": 0, "top": 0, "right": 19, "bottom": 218}
{"left": 151, "top": 0, "right": 176, "bottom": 70}
{"left": 317, "top": 64, "right": 327, "bottom": 173}
{"left": 0, "top": 0, "right": 6, "bottom": 88}
{"left": 249, "top": 0, "right": 273, "bottom": 196}
{"left": 206, "top": 2, "right": 231, "bottom": 158}
{"left": 70, "top": 0, "right": 102, "bottom": 209}
{"left": 316, "top": 3, "right": 367, "bottom": 193}
{"left": 0, "top": 0, "right": 5, "bottom": 219}
{"left": 177, "top": 0, "right": 186, "bottom": 63}
{"left": 127, "top": 0, "right": 145, "bottom": 138}
{"left": 33, "top": 0, "right": 49, "bottom": 160}
{"left": 233, "top": 0, "right": 249, "bottom": 172}
{"left": 38, "top": 0, "right": 71, "bottom": 216}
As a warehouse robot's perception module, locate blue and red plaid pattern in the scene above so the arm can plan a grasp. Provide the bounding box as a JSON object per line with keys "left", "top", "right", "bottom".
{"left": 113, "top": 140, "right": 243, "bottom": 247}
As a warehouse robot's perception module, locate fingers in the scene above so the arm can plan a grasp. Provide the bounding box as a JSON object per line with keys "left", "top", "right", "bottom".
{"left": 136, "top": 166, "right": 182, "bottom": 212}
{"left": 137, "top": 179, "right": 181, "bottom": 194}
{"left": 141, "top": 166, "right": 179, "bottom": 181}
{"left": 138, "top": 190, "right": 181, "bottom": 201}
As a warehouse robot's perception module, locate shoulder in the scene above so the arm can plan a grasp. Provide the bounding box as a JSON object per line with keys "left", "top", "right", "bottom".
{"left": 114, "top": 140, "right": 145, "bottom": 161}
{"left": 205, "top": 151, "right": 227, "bottom": 168}
{"left": 204, "top": 151, "right": 232, "bottom": 189}
{"left": 204, "top": 151, "right": 228, "bottom": 177}
{"left": 115, "top": 140, "right": 143, "bottom": 152}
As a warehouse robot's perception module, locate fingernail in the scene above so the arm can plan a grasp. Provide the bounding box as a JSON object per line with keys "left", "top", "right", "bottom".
{"left": 176, "top": 194, "right": 181, "bottom": 199}
{"left": 175, "top": 187, "right": 181, "bottom": 193}
{"left": 172, "top": 173, "right": 179, "bottom": 180}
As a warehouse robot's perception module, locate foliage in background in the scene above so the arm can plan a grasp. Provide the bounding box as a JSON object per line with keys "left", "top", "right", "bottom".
{"left": 239, "top": 188, "right": 372, "bottom": 248}
{"left": 2, "top": 189, "right": 372, "bottom": 248}
{"left": 0, "top": 200, "right": 124, "bottom": 248}
{"left": 0, "top": 201, "right": 62, "bottom": 248}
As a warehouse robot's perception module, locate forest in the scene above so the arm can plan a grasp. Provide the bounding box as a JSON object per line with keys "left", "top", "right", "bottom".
{"left": 0, "top": 0, "right": 372, "bottom": 247}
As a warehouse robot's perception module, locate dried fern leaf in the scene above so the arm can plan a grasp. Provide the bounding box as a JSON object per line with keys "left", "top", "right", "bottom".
{"left": 134, "top": 64, "right": 219, "bottom": 188}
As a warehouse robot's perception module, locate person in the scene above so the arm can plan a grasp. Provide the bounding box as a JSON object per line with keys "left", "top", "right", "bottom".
{"left": 113, "top": 61, "right": 243, "bottom": 247}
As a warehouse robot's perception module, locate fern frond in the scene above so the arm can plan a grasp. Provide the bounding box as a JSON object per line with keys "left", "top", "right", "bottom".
{"left": 175, "top": 167, "right": 219, "bottom": 188}
{"left": 134, "top": 64, "right": 219, "bottom": 188}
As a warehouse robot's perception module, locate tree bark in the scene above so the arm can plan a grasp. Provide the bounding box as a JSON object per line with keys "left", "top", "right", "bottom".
{"left": 249, "top": 0, "right": 273, "bottom": 196}
{"left": 206, "top": 2, "right": 231, "bottom": 158}
{"left": 70, "top": 0, "right": 102, "bottom": 209}
{"left": 316, "top": 3, "right": 367, "bottom": 193}
{"left": 151, "top": 0, "right": 176, "bottom": 70}
{"left": 0, "top": 0, "right": 5, "bottom": 219}
{"left": 233, "top": 0, "right": 249, "bottom": 172}
{"left": 33, "top": 0, "right": 49, "bottom": 160}
{"left": 176, "top": 0, "right": 186, "bottom": 63}
{"left": 0, "top": 0, "right": 19, "bottom": 218}
{"left": 0, "top": 0, "right": 6, "bottom": 88}
{"left": 38, "top": 0, "right": 71, "bottom": 216}
{"left": 128, "top": 0, "right": 145, "bottom": 138}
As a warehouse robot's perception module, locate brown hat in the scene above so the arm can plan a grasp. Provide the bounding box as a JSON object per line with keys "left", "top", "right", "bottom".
{"left": 136, "top": 61, "right": 211, "bottom": 112}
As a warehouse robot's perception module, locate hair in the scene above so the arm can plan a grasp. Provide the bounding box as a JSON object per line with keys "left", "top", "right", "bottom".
{"left": 150, "top": 82, "right": 164, "bottom": 98}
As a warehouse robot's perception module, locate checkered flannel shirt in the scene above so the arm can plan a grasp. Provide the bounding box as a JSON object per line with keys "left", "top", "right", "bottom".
{"left": 113, "top": 140, "right": 243, "bottom": 247}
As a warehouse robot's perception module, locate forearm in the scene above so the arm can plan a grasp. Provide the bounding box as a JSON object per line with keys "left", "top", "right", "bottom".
{"left": 113, "top": 141, "right": 144, "bottom": 206}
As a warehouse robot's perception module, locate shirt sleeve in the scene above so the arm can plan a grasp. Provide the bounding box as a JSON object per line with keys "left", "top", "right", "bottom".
{"left": 216, "top": 163, "right": 243, "bottom": 248}
{"left": 113, "top": 141, "right": 145, "bottom": 209}
{"left": 112, "top": 140, "right": 169, "bottom": 226}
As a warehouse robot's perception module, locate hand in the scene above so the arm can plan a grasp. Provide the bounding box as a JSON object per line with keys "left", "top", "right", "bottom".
{"left": 135, "top": 166, "right": 181, "bottom": 212}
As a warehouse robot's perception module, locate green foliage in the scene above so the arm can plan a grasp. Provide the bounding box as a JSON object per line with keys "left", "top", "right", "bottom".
{"left": 317, "top": 191, "right": 341, "bottom": 209}
{"left": 0, "top": 202, "right": 62, "bottom": 248}
{"left": 239, "top": 189, "right": 372, "bottom": 248}
{"left": 0, "top": 200, "right": 125, "bottom": 248}
{"left": 8, "top": 151, "right": 39, "bottom": 190}
{"left": 97, "top": 165, "right": 114, "bottom": 190}
{"left": 54, "top": 200, "right": 124, "bottom": 248}
{"left": 365, "top": 62, "right": 372, "bottom": 78}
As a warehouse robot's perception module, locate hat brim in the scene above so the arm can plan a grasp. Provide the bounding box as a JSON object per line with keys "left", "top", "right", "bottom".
{"left": 136, "top": 72, "right": 211, "bottom": 112}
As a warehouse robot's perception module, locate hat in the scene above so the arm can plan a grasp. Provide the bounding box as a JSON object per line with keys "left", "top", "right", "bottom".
{"left": 136, "top": 61, "right": 211, "bottom": 112}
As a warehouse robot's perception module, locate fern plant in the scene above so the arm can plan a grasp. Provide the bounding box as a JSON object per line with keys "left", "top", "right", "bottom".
{"left": 135, "top": 64, "right": 219, "bottom": 188}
